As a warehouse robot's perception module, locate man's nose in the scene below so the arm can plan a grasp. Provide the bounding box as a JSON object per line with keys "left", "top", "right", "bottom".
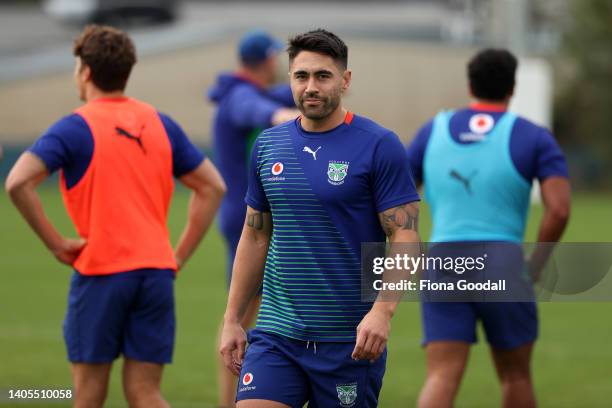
{"left": 305, "top": 77, "right": 318, "bottom": 94}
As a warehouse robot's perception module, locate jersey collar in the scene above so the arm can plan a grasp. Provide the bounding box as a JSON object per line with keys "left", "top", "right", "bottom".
{"left": 469, "top": 102, "right": 507, "bottom": 112}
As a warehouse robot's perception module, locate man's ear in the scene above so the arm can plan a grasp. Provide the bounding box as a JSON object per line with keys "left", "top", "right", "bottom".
{"left": 81, "top": 64, "right": 92, "bottom": 82}
{"left": 342, "top": 69, "right": 352, "bottom": 92}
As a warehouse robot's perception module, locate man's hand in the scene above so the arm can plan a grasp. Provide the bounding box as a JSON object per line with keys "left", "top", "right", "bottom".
{"left": 219, "top": 319, "right": 248, "bottom": 376}
{"left": 351, "top": 306, "right": 392, "bottom": 362}
{"left": 51, "top": 238, "right": 86, "bottom": 266}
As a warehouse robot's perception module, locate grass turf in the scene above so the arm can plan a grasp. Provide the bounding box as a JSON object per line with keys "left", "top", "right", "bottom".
{"left": 0, "top": 188, "right": 610, "bottom": 407}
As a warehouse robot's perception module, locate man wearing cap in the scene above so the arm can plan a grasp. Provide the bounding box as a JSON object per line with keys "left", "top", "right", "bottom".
{"left": 207, "top": 30, "right": 299, "bottom": 407}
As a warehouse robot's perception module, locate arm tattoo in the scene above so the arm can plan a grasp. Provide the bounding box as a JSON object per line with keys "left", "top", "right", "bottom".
{"left": 247, "top": 212, "right": 264, "bottom": 230}
{"left": 379, "top": 203, "right": 419, "bottom": 237}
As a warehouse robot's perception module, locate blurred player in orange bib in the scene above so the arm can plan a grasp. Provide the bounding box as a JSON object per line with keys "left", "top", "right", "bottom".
{"left": 6, "top": 25, "right": 226, "bottom": 408}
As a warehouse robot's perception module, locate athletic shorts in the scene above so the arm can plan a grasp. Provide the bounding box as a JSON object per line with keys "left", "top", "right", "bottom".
{"left": 421, "top": 241, "right": 538, "bottom": 350}
{"left": 63, "top": 268, "right": 175, "bottom": 364}
{"left": 236, "top": 329, "right": 386, "bottom": 408}
{"left": 421, "top": 301, "right": 538, "bottom": 350}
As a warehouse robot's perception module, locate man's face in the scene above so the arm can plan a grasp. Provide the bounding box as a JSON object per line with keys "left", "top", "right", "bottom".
{"left": 73, "top": 57, "right": 87, "bottom": 101}
{"left": 289, "top": 51, "right": 350, "bottom": 120}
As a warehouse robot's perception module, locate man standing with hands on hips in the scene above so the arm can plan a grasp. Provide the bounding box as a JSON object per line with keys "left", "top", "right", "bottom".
{"left": 6, "top": 25, "right": 226, "bottom": 408}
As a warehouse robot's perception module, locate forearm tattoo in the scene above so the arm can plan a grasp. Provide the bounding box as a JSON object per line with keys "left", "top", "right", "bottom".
{"left": 379, "top": 203, "right": 419, "bottom": 237}
{"left": 247, "top": 212, "right": 265, "bottom": 230}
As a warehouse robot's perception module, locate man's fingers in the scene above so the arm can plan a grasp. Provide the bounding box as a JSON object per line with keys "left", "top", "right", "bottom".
{"left": 220, "top": 346, "right": 234, "bottom": 372}
{"left": 362, "top": 333, "right": 377, "bottom": 360}
{"left": 236, "top": 338, "right": 246, "bottom": 365}
{"left": 352, "top": 330, "right": 367, "bottom": 360}
{"left": 68, "top": 238, "right": 87, "bottom": 252}
{"left": 367, "top": 339, "right": 381, "bottom": 362}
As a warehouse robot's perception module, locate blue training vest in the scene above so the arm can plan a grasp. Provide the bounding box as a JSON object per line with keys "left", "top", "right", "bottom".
{"left": 423, "top": 110, "right": 531, "bottom": 243}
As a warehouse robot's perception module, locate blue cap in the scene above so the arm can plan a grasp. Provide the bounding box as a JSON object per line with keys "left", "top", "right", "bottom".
{"left": 239, "top": 30, "right": 284, "bottom": 65}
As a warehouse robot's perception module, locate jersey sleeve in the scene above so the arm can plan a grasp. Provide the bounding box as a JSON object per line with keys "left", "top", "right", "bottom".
{"left": 372, "top": 132, "right": 420, "bottom": 213}
{"left": 534, "top": 128, "right": 569, "bottom": 181}
{"left": 227, "top": 85, "right": 283, "bottom": 129}
{"left": 28, "top": 114, "right": 90, "bottom": 173}
{"left": 267, "top": 84, "right": 296, "bottom": 107}
{"left": 28, "top": 114, "right": 94, "bottom": 188}
{"left": 158, "top": 112, "right": 205, "bottom": 177}
{"left": 405, "top": 119, "right": 433, "bottom": 184}
{"left": 244, "top": 137, "right": 271, "bottom": 212}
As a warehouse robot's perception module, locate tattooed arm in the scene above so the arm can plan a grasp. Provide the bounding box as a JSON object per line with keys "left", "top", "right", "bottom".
{"left": 352, "top": 201, "right": 422, "bottom": 362}
{"left": 220, "top": 206, "right": 272, "bottom": 375}
{"left": 379, "top": 201, "right": 420, "bottom": 239}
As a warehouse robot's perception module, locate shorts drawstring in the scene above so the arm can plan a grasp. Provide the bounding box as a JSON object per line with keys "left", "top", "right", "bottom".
{"left": 306, "top": 340, "right": 317, "bottom": 354}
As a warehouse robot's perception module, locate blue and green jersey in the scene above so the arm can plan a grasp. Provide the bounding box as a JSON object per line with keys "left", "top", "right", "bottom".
{"left": 246, "top": 113, "right": 419, "bottom": 342}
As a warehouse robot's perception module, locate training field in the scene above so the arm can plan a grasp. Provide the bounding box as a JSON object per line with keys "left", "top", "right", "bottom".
{"left": 1, "top": 188, "right": 610, "bottom": 407}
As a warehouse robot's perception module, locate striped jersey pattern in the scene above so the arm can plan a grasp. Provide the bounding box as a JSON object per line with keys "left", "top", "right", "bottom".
{"left": 254, "top": 124, "right": 371, "bottom": 342}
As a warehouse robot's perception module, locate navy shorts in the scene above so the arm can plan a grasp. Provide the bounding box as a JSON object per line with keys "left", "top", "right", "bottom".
{"left": 236, "top": 329, "right": 386, "bottom": 408}
{"left": 63, "top": 269, "right": 175, "bottom": 364}
{"left": 421, "top": 241, "right": 538, "bottom": 350}
{"left": 421, "top": 301, "right": 538, "bottom": 350}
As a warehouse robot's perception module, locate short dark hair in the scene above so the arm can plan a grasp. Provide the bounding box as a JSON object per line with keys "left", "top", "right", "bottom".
{"left": 467, "top": 49, "right": 517, "bottom": 101}
{"left": 287, "top": 29, "right": 348, "bottom": 69}
{"left": 73, "top": 25, "right": 137, "bottom": 92}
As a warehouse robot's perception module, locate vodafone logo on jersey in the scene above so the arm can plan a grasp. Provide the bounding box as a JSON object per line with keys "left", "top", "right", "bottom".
{"left": 469, "top": 114, "right": 494, "bottom": 134}
{"left": 242, "top": 372, "right": 254, "bottom": 385}
{"left": 271, "top": 162, "right": 284, "bottom": 176}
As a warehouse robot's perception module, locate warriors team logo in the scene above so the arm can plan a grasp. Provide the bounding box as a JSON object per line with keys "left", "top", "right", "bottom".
{"left": 336, "top": 383, "right": 358, "bottom": 407}
{"left": 242, "top": 372, "right": 254, "bottom": 386}
{"left": 327, "top": 161, "right": 349, "bottom": 185}
{"left": 271, "top": 162, "right": 284, "bottom": 176}
{"left": 469, "top": 113, "right": 495, "bottom": 134}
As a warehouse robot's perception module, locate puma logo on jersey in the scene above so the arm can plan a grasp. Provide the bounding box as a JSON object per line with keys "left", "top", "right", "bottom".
{"left": 303, "top": 146, "right": 321, "bottom": 160}
{"left": 450, "top": 169, "right": 477, "bottom": 194}
{"left": 115, "top": 126, "right": 146, "bottom": 154}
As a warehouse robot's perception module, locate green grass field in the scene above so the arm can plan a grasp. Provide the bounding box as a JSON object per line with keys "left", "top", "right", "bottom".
{"left": 1, "top": 188, "right": 611, "bottom": 407}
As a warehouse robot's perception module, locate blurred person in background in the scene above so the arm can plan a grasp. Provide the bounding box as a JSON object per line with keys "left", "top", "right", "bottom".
{"left": 5, "top": 25, "right": 225, "bottom": 408}
{"left": 207, "top": 29, "right": 299, "bottom": 408}
{"left": 406, "top": 49, "right": 571, "bottom": 408}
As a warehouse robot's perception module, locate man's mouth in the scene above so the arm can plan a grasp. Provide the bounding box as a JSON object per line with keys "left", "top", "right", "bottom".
{"left": 304, "top": 98, "right": 323, "bottom": 105}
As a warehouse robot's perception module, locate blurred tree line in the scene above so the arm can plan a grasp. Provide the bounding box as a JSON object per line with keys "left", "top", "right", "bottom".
{"left": 554, "top": 0, "right": 612, "bottom": 189}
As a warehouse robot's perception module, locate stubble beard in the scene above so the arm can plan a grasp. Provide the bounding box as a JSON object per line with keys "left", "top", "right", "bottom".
{"left": 299, "top": 89, "right": 341, "bottom": 121}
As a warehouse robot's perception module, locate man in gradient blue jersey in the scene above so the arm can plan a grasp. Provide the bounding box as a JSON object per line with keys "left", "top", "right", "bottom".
{"left": 208, "top": 30, "right": 299, "bottom": 407}
{"left": 407, "top": 49, "right": 571, "bottom": 408}
{"left": 219, "top": 29, "right": 421, "bottom": 408}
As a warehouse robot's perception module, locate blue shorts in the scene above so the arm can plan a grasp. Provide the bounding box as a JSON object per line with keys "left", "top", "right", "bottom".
{"left": 63, "top": 269, "right": 175, "bottom": 364}
{"left": 421, "top": 301, "right": 538, "bottom": 350}
{"left": 236, "top": 329, "right": 386, "bottom": 408}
